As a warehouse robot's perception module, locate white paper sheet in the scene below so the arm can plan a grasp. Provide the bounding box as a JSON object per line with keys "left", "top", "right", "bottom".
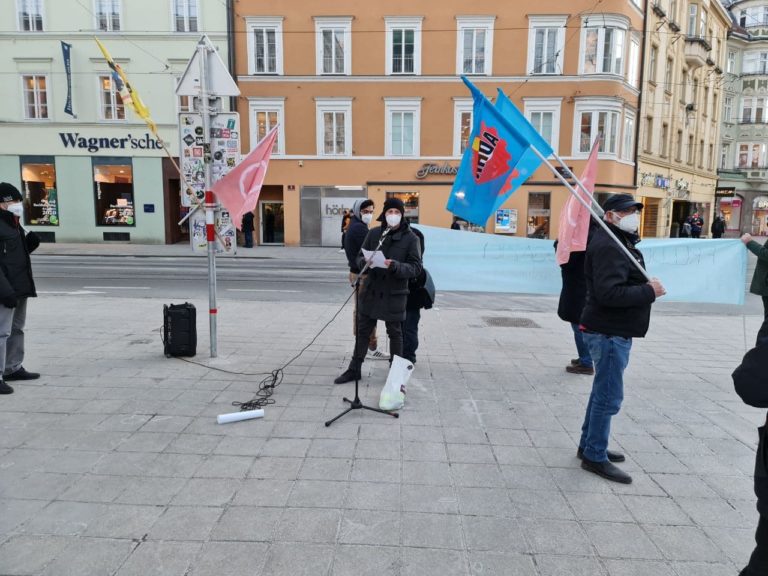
{"left": 362, "top": 249, "right": 388, "bottom": 269}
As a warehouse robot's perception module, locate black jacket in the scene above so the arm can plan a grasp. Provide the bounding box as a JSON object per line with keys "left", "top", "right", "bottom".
{"left": 580, "top": 223, "right": 656, "bottom": 338}
{"left": 406, "top": 227, "right": 430, "bottom": 310}
{"left": 556, "top": 247, "right": 587, "bottom": 324}
{"left": 241, "top": 211, "right": 254, "bottom": 233}
{"left": 733, "top": 343, "right": 768, "bottom": 514}
{"left": 345, "top": 215, "right": 369, "bottom": 273}
{"left": 0, "top": 210, "right": 38, "bottom": 300}
{"left": 356, "top": 222, "right": 422, "bottom": 322}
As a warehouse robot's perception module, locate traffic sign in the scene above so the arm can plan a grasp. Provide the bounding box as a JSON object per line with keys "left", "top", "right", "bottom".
{"left": 176, "top": 35, "right": 239, "bottom": 97}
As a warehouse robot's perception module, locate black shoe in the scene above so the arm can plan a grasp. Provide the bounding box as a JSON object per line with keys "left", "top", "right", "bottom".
{"left": 5, "top": 367, "right": 39, "bottom": 381}
{"left": 0, "top": 381, "right": 13, "bottom": 394}
{"left": 577, "top": 447, "right": 625, "bottom": 463}
{"left": 580, "top": 457, "right": 632, "bottom": 484}
{"left": 566, "top": 364, "right": 594, "bottom": 375}
{"left": 334, "top": 369, "right": 361, "bottom": 384}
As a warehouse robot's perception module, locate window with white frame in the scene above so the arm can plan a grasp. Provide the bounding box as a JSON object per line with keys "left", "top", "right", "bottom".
{"left": 649, "top": 45, "right": 658, "bottom": 84}
{"left": 173, "top": 0, "right": 198, "bottom": 32}
{"left": 316, "top": 98, "right": 351, "bottom": 156}
{"left": 523, "top": 98, "right": 562, "bottom": 153}
{"left": 456, "top": 16, "right": 495, "bottom": 75}
{"left": 315, "top": 17, "right": 352, "bottom": 75}
{"left": 385, "top": 98, "right": 421, "bottom": 157}
{"left": 581, "top": 15, "right": 627, "bottom": 75}
{"left": 18, "top": 0, "right": 43, "bottom": 31}
{"left": 246, "top": 17, "right": 283, "bottom": 75}
{"left": 743, "top": 51, "right": 768, "bottom": 74}
{"left": 174, "top": 76, "right": 193, "bottom": 113}
{"left": 721, "top": 142, "right": 730, "bottom": 169}
{"left": 664, "top": 57, "right": 673, "bottom": 89}
{"left": 248, "top": 98, "right": 284, "bottom": 155}
{"left": 452, "top": 98, "right": 473, "bottom": 156}
{"left": 724, "top": 95, "right": 732, "bottom": 122}
{"left": 742, "top": 97, "right": 767, "bottom": 123}
{"left": 727, "top": 50, "right": 736, "bottom": 73}
{"left": 627, "top": 35, "right": 640, "bottom": 87}
{"left": 688, "top": 4, "right": 698, "bottom": 36}
{"left": 385, "top": 17, "right": 422, "bottom": 75}
{"left": 573, "top": 99, "right": 622, "bottom": 156}
{"left": 527, "top": 16, "right": 566, "bottom": 75}
{"left": 738, "top": 142, "right": 767, "bottom": 168}
{"left": 99, "top": 74, "right": 125, "bottom": 120}
{"left": 95, "top": 0, "right": 120, "bottom": 31}
{"left": 622, "top": 110, "right": 635, "bottom": 161}
{"left": 22, "top": 74, "right": 48, "bottom": 119}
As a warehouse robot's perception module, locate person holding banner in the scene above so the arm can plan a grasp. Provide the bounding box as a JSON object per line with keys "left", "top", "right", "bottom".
{"left": 741, "top": 233, "right": 768, "bottom": 346}
{"left": 577, "top": 194, "right": 666, "bottom": 484}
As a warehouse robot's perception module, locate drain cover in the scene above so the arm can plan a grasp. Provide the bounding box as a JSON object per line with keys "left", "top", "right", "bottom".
{"left": 483, "top": 316, "right": 540, "bottom": 328}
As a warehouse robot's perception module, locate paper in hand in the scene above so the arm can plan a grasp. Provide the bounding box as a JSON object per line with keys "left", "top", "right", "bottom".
{"left": 362, "top": 249, "right": 388, "bottom": 269}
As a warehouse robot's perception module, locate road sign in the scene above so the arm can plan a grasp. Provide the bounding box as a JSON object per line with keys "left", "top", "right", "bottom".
{"left": 176, "top": 36, "right": 239, "bottom": 97}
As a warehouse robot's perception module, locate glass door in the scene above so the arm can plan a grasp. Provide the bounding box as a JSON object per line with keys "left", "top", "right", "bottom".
{"left": 260, "top": 201, "right": 284, "bottom": 245}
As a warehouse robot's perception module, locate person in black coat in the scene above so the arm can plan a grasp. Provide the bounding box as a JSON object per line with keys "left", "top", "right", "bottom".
{"left": 554, "top": 237, "right": 593, "bottom": 376}
{"left": 402, "top": 225, "right": 429, "bottom": 363}
{"left": 711, "top": 215, "right": 726, "bottom": 238}
{"left": 0, "top": 183, "right": 41, "bottom": 395}
{"left": 335, "top": 198, "right": 423, "bottom": 383}
{"left": 733, "top": 340, "right": 768, "bottom": 575}
{"left": 241, "top": 211, "right": 255, "bottom": 248}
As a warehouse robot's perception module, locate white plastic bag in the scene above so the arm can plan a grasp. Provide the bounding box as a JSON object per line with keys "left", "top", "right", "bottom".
{"left": 379, "top": 355, "right": 414, "bottom": 411}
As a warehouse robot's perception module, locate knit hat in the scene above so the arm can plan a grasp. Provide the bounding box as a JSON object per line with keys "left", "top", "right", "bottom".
{"left": 0, "top": 183, "right": 22, "bottom": 203}
{"left": 377, "top": 197, "right": 406, "bottom": 222}
{"left": 602, "top": 193, "right": 643, "bottom": 213}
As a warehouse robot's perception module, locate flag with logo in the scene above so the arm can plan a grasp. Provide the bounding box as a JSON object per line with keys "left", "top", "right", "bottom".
{"left": 555, "top": 138, "right": 599, "bottom": 265}
{"left": 61, "top": 41, "right": 74, "bottom": 117}
{"left": 446, "top": 77, "right": 547, "bottom": 225}
{"left": 94, "top": 38, "right": 157, "bottom": 135}
{"left": 213, "top": 127, "right": 279, "bottom": 230}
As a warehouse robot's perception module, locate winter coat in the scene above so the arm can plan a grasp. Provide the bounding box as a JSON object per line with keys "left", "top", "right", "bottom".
{"left": 344, "top": 199, "right": 371, "bottom": 274}
{"left": 0, "top": 210, "right": 38, "bottom": 300}
{"left": 406, "top": 227, "right": 430, "bottom": 310}
{"left": 356, "top": 221, "right": 423, "bottom": 322}
{"left": 747, "top": 238, "right": 768, "bottom": 297}
{"left": 556, "top": 246, "right": 587, "bottom": 325}
{"left": 711, "top": 217, "right": 725, "bottom": 237}
{"left": 732, "top": 343, "right": 768, "bottom": 515}
{"left": 580, "top": 222, "right": 656, "bottom": 338}
{"left": 241, "top": 211, "right": 254, "bottom": 233}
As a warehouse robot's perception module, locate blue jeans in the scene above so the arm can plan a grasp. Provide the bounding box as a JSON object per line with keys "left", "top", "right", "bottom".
{"left": 402, "top": 308, "right": 421, "bottom": 362}
{"left": 579, "top": 332, "right": 632, "bottom": 462}
{"left": 571, "top": 323, "right": 593, "bottom": 368}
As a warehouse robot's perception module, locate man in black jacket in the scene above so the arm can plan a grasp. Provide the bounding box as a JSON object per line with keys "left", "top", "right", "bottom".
{"left": 0, "top": 183, "right": 41, "bottom": 395}
{"left": 577, "top": 194, "right": 665, "bottom": 483}
{"left": 335, "top": 198, "right": 422, "bottom": 383}
{"left": 733, "top": 341, "right": 768, "bottom": 575}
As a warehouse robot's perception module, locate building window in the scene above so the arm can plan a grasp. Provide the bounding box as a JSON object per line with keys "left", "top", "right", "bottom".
{"left": 676, "top": 129, "right": 683, "bottom": 161}
{"left": 661, "top": 123, "right": 669, "bottom": 158}
{"left": 649, "top": 45, "right": 658, "bottom": 84}
{"left": 703, "top": 86, "right": 709, "bottom": 117}
{"left": 581, "top": 15, "right": 627, "bottom": 76}
{"left": 741, "top": 97, "right": 768, "bottom": 123}
{"left": 688, "top": 4, "right": 698, "bottom": 36}
{"left": 739, "top": 9, "right": 747, "bottom": 27}
{"left": 456, "top": 16, "right": 495, "bottom": 75}
{"left": 680, "top": 70, "right": 688, "bottom": 104}
{"left": 20, "top": 157, "right": 59, "bottom": 226}
{"left": 645, "top": 117, "right": 654, "bottom": 153}
{"left": 99, "top": 75, "right": 125, "bottom": 121}
{"left": 687, "top": 134, "right": 694, "bottom": 164}
{"left": 712, "top": 92, "right": 718, "bottom": 119}
{"left": 22, "top": 75, "right": 48, "bottom": 120}
{"left": 709, "top": 143, "right": 714, "bottom": 170}
{"left": 386, "top": 192, "right": 419, "bottom": 223}
{"left": 573, "top": 100, "right": 622, "bottom": 156}
{"left": 316, "top": 98, "right": 351, "bottom": 156}
{"left": 453, "top": 98, "right": 472, "bottom": 156}
{"left": 698, "top": 139, "right": 704, "bottom": 167}
{"left": 524, "top": 98, "right": 562, "bottom": 153}
{"left": 315, "top": 17, "right": 352, "bottom": 76}
{"left": 724, "top": 96, "right": 732, "bottom": 122}
{"left": 727, "top": 50, "right": 736, "bottom": 73}
{"left": 527, "top": 192, "right": 551, "bottom": 239}
{"left": 95, "top": 0, "right": 120, "bottom": 31}
{"left": 173, "top": 0, "right": 197, "bottom": 32}
{"left": 385, "top": 98, "right": 421, "bottom": 157}
{"left": 527, "top": 16, "right": 566, "bottom": 75}
{"left": 744, "top": 51, "right": 768, "bottom": 74}
{"left": 628, "top": 35, "right": 640, "bottom": 88}
{"left": 385, "top": 17, "right": 422, "bottom": 75}
{"left": 720, "top": 143, "right": 730, "bottom": 169}
{"left": 739, "top": 143, "right": 767, "bottom": 168}
{"left": 622, "top": 111, "right": 635, "bottom": 161}
{"left": 664, "top": 57, "right": 673, "bottom": 89}
{"left": 246, "top": 17, "right": 283, "bottom": 75}
{"left": 18, "top": 0, "right": 43, "bottom": 31}
{"left": 93, "top": 159, "right": 134, "bottom": 226}
{"left": 248, "top": 98, "right": 284, "bottom": 155}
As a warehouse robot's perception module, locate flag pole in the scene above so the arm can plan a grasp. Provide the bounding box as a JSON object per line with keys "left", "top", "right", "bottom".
{"left": 550, "top": 151, "right": 605, "bottom": 218}
{"left": 530, "top": 146, "right": 652, "bottom": 282}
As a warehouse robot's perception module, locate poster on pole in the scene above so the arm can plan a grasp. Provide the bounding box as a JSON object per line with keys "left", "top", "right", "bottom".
{"left": 190, "top": 207, "right": 237, "bottom": 255}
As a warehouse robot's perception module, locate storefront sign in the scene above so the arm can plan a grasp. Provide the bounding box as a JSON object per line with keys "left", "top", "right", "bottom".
{"left": 59, "top": 132, "right": 162, "bottom": 153}
{"left": 715, "top": 187, "right": 736, "bottom": 196}
{"left": 415, "top": 163, "right": 459, "bottom": 179}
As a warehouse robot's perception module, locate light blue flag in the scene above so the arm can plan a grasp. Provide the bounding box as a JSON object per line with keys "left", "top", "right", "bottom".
{"left": 446, "top": 77, "right": 543, "bottom": 226}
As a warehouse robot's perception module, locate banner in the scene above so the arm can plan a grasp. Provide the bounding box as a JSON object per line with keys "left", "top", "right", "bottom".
{"left": 418, "top": 225, "right": 747, "bottom": 305}
{"left": 61, "top": 41, "right": 74, "bottom": 117}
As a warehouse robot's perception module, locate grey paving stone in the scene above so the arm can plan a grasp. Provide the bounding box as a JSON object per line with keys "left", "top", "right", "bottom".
{"left": 534, "top": 554, "right": 607, "bottom": 575}
{"left": 167, "top": 433, "right": 223, "bottom": 455}
{"left": 401, "top": 484, "right": 458, "bottom": 514}
{"left": 345, "top": 481, "right": 400, "bottom": 511}
{"left": 0, "top": 535, "right": 72, "bottom": 575}
{"left": 447, "top": 443, "right": 496, "bottom": 464}
{"left": 210, "top": 505, "right": 282, "bottom": 541}
{"left": 339, "top": 509, "right": 400, "bottom": 546}
{"left": 276, "top": 507, "right": 341, "bottom": 543}
{"left": 603, "top": 559, "right": 676, "bottom": 576}
{"left": 212, "top": 435, "right": 266, "bottom": 456}
{"left": 351, "top": 458, "right": 400, "bottom": 483}
{"left": 90, "top": 452, "right": 158, "bottom": 476}
{"left": 669, "top": 561, "right": 740, "bottom": 576}
{"left": 147, "top": 505, "right": 223, "bottom": 541}
{"left": 467, "top": 552, "right": 537, "bottom": 576}
{"left": 451, "top": 463, "right": 505, "bottom": 488}
{"left": 144, "top": 453, "right": 206, "bottom": 477}
{"left": 650, "top": 473, "right": 720, "bottom": 498}
{"left": 403, "top": 441, "right": 448, "bottom": 462}
{"left": 116, "top": 476, "right": 188, "bottom": 505}
{"left": 40, "top": 537, "right": 135, "bottom": 576}
{"left": 675, "top": 496, "right": 750, "bottom": 528}
{"left": 194, "top": 455, "right": 255, "bottom": 479}
{"left": 232, "top": 478, "right": 294, "bottom": 507}
{"left": 260, "top": 437, "right": 311, "bottom": 458}
{"left": 519, "top": 519, "right": 593, "bottom": 556}
{"left": 583, "top": 521, "right": 663, "bottom": 559}
{"left": 402, "top": 512, "right": 463, "bottom": 549}
{"left": 261, "top": 542, "right": 334, "bottom": 576}
{"left": 116, "top": 431, "right": 177, "bottom": 453}
{"left": 501, "top": 465, "right": 558, "bottom": 491}
{"left": 307, "top": 438, "right": 357, "bottom": 458}
{"left": 564, "top": 491, "right": 634, "bottom": 523}
{"left": 288, "top": 480, "right": 348, "bottom": 508}
{"left": 644, "top": 525, "right": 724, "bottom": 562}
{"left": 171, "top": 478, "right": 240, "bottom": 506}
{"left": 114, "top": 540, "right": 201, "bottom": 576}
{"left": 402, "top": 460, "right": 452, "bottom": 485}
{"left": 248, "top": 456, "right": 303, "bottom": 479}
{"left": 402, "top": 547, "right": 468, "bottom": 576}
{"left": 456, "top": 487, "right": 514, "bottom": 518}
{"left": 83, "top": 504, "right": 165, "bottom": 539}
{"left": 356, "top": 439, "right": 401, "bottom": 460}
{"left": 508, "top": 489, "right": 575, "bottom": 520}
{"left": 188, "top": 541, "right": 268, "bottom": 576}
{"left": 332, "top": 544, "right": 401, "bottom": 576}
{"left": 58, "top": 474, "right": 134, "bottom": 503}
{"left": 462, "top": 516, "right": 527, "bottom": 553}
{"left": 703, "top": 525, "right": 757, "bottom": 565}
{"left": 0, "top": 499, "right": 47, "bottom": 534}
{"left": 20, "top": 501, "right": 105, "bottom": 536}
{"left": 0, "top": 471, "right": 79, "bottom": 500}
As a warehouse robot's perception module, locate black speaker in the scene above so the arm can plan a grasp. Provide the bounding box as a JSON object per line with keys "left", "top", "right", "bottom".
{"left": 163, "top": 303, "right": 197, "bottom": 357}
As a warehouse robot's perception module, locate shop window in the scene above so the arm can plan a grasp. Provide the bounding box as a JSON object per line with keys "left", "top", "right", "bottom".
{"left": 386, "top": 192, "right": 419, "bottom": 224}
{"left": 526, "top": 192, "right": 550, "bottom": 239}
{"left": 20, "top": 157, "right": 58, "bottom": 226}
{"left": 93, "top": 159, "right": 135, "bottom": 226}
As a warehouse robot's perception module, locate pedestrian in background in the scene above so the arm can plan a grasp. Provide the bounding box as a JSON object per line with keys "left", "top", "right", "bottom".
{"left": 554, "top": 240, "right": 593, "bottom": 375}
{"left": 451, "top": 216, "right": 462, "bottom": 230}
{"left": 711, "top": 214, "right": 726, "bottom": 238}
{"left": 577, "top": 194, "right": 666, "bottom": 484}
{"left": 340, "top": 208, "right": 351, "bottom": 253}
{"left": 742, "top": 232, "right": 768, "bottom": 345}
{"left": 0, "top": 183, "right": 41, "bottom": 395}
{"left": 241, "top": 210, "right": 254, "bottom": 248}
{"left": 688, "top": 213, "right": 703, "bottom": 238}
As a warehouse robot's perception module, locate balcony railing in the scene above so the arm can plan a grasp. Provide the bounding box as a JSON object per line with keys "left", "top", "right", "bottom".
{"left": 684, "top": 36, "right": 711, "bottom": 69}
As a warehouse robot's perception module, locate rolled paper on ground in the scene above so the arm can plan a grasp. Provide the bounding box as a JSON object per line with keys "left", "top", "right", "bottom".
{"left": 216, "top": 409, "right": 265, "bottom": 424}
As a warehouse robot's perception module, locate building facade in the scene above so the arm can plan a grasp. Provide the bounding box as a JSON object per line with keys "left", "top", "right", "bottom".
{"left": 718, "top": 0, "right": 768, "bottom": 236}
{"left": 0, "top": 0, "right": 229, "bottom": 243}
{"left": 636, "top": 0, "right": 731, "bottom": 238}
{"left": 234, "top": 0, "right": 645, "bottom": 247}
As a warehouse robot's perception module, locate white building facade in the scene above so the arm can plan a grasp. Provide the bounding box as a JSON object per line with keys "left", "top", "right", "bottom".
{"left": 0, "top": 0, "right": 230, "bottom": 243}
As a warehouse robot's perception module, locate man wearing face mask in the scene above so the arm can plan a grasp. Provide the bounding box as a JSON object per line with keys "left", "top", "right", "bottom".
{"left": 343, "top": 198, "right": 385, "bottom": 359}
{"left": 577, "top": 193, "right": 665, "bottom": 483}
{"left": 0, "top": 183, "right": 41, "bottom": 395}
{"left": 335, "top": 197, "right": 422, "bottom": 384}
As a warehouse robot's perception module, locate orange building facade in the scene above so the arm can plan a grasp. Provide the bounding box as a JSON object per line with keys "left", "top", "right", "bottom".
{"left": 233, "top": 0, "right": 645, "bottom": 246}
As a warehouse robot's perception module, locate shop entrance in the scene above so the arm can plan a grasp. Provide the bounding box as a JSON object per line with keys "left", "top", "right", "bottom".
{"left": 670, "top": 200, "right": 693, "bottom": 237}
{"left": 260, "top": 201, "right": 284, "bottom": 245}
{"left": 163, "top": 157, "right": 188, "bottom": 244}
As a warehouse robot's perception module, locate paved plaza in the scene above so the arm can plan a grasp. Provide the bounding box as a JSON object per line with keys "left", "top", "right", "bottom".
{"left": 0, "top": 245, "right": 764, "bottom": 575}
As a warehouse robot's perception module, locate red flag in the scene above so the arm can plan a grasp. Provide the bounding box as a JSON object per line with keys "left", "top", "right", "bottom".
{"left": 555, "top": 139, "right": 599, "bottom": 265}
{"left": 213, "top": 127, "right": 278, "bottom": 230}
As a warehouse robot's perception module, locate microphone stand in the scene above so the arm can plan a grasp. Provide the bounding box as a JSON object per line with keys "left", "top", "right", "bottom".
{"left": 325, "top": 227, "right": 399, "bottom": 427}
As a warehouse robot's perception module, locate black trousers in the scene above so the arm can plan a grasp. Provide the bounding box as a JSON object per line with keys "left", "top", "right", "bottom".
{"left": 758, "top": 296, "right": 768, "bottom": 347}
{"left": 350, "top": 312, "right": 402, "bottom": 369}
{"left": 741, "top": 514, "right": 768, "bottom": 575}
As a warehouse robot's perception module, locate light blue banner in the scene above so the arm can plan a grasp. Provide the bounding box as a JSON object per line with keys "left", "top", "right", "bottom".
{"left": 416, "top": 225, "right": 746, "bottom": 305}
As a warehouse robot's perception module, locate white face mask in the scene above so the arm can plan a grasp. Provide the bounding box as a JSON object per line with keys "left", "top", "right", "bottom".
{"left": 385, "top": 213, "right": 402, "bottom": 228}
{"left": 617, "top": 212, "right": 640, "bottom": 234}
{"left": 361, "top": 213, "right": 373, "bottom": 225}
{"left": 6, "top": 203, "right": 23, "bottom": 219}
